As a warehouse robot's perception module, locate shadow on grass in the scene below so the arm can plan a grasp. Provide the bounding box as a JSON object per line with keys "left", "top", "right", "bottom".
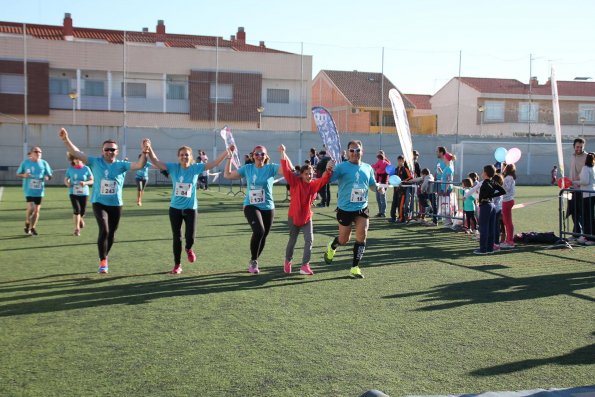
{"left": 0, "top": 269, "right": 348, "bottom": 317}
{"left": 383, "top": 269, "right": 595, "bottom": 309}
{"left": 470, "top": 331, "right": 595, "bottom": 375}
{"left": 0, "top": 237, "right": 172, "bottom": 252}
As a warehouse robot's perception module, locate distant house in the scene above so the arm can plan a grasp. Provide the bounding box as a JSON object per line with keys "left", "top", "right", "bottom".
{"left": 431, "top": 76, "right": 595, "bottom": 136}
{"left": 0, "top": 13, "right": 312, "bottom": 131}
{"left": 404, "top": 94, "right": 436, "bottom": 134}
{"left": 312, "top": 70, "right": 416, "bottom": 133}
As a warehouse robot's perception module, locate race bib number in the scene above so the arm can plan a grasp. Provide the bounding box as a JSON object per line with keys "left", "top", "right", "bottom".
{"left": 249, "top": 188, "right": 265, "bottom": 204}
{"left": 175, "top": 182, "right": 193, "bottom": 198}
{"left": 29, "top": 179, "right": 42, "bottom": 190}
{"left": 350, "top": 188, "right": 366, "bottom": 203}
{"left": 73, "top": 184, "right": 85, "bottom": 195}
{"left": 100, "top": 179, "right": 117, "bottom": 195}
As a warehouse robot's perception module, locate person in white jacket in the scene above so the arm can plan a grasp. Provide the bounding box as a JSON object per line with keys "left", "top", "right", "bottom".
{"left": 578, "top": 152, "right": 595, "bottom": 245}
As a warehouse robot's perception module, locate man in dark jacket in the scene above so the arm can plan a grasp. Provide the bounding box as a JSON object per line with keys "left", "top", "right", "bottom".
{"left": 316, "top": 150, "right": 332, "bottom": 207}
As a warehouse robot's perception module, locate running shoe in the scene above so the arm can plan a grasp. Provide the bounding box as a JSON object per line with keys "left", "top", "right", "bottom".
{"left": 79, "top": 218, "right": 85, "bottom": 229}
{"left": 24, "top": 224, "right": 31, "bottom": 235}
{"left": 248, "top": 260, "right": 260, "bottom": 274}
{"left": 493, "top": 244, "right": 501, "bottom": 251}
{"left": 98, "top": 259, "right": 109, "bottom": 274}
{"left": 74, "top": 229, "right": 80, "bottom": 236}
{"left": 500, "top": 242, "right": 515, "bottom": 249}
{"left": 473, "top": 249, "right": 488, "bottom": 255}
{"left": 170, "top": 264, "right": 182, "bottom": 274}
{"left": 299, "top": 264, "right": 314, "bottom": 275}
{"left": 186, "top": 248, "right": 196, "bottom": 263}
{"left": 30, "top": 228, "right": 38, "bottom": 236}
{"left": 350, "top": 266, "right": 364, "bottom": 279}
{"left": 324, "top": 241, "right": 336, "bottom": 264}
{"left": 283, "top": 260, "right": 292, "bottom": 274}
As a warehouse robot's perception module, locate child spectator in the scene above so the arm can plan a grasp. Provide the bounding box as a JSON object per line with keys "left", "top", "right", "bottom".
{"left": 474, "top": 165, "right": 506, "bottom": 255}
{"left": 372, "top": 153, "right": 390, "bottom": 217}
{"left": 411, "top": 168, "right": 436, "bottom": 223}
{"left": 492, "top": 173, "right": 505, "bottom": 250}
{"left": 461, "top": 178, "right": 477, "bottom": 234}
{"left": 501, "top": 164, "right": 517, "bottom": 248}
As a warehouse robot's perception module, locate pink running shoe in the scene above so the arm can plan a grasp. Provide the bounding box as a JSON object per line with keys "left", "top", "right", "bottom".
{"left": 299, "top": 264, "right": 314, "bottom": 275}
{"left": 248, "top": 260, "right": 260, "bottom": 274}
{"left": 283, "top": 260, "right": 292, "bottom": 274}
{"left": 170, "top": 264, "right": 182, "bottom": 274}
{"left": 98, "top": 259, "right": 108, "bottom": 274}
{"left": 186, "top": 248, "right": 196, "bottom": 263}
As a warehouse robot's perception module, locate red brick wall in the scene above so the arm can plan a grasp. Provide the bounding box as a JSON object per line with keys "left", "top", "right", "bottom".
{"left": 0, "top": 60, "right": 49, "bottom": 115}
{"left": 189, "top": 70, "right": 262, "bottom": 122}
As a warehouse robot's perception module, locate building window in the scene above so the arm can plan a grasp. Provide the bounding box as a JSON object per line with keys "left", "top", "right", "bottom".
{"left": 167, "top": 83, "right": 186, "bottom": 100}
{"left": 210, "top": 83, "right": 233, "bottom": 103}
{"left": 519, "top": 102, "right": 538, "bottom": 122}
{"left": 578, "top": 104, "right": 595, "bottom": 123}
{"left": 383, "top": 113, "right": 395, "bottom": 127}
{"left": 0, "top": 73, "right": 25, "bottom": 94}
{"left": 49, "top": 78, "right": 70, "bottom": 95}
{"left": 121, "top": 82, "right": 146, "bottom": 98}
{"left": 267, "top": 88, "right": 289, "bottom": 104}
{"left": 84, "top": 80, "right": 105, "bottom": 97}
{"left": 484, "top": 101, "right": 505, "bottom": 122}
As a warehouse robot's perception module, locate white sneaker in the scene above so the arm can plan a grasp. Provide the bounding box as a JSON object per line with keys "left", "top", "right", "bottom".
{"left": 500, "top": 242, "right": 515, "bottom": 249}
{"left": 577, "top": 236, "right": 588, "bottom": 244}
{"left": 585, "top": 240, "right": 595, "bottom": 246}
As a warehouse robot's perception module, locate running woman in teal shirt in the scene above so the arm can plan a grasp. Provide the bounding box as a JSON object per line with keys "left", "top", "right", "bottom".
{"left": 147, "top": 144, "right": 230, "bottom": 274}
{"left": 16, "top": 146, "right": 53, "bottom": 236}
{"left": 64, "top": 153, "right": 94, "bottom": 236}
{"left": 323, "top": 140, "right": 380, "bottom": 278}
{"left": 59, "top": 127, "right": 150, "bottom": 274}
{"left": 224, "top": 144, "right": 281, "bottom": 274}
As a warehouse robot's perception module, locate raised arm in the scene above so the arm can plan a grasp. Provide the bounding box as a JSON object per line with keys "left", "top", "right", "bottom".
{"left": 205, "top": 147, "right": 232, "bottom": 171}
{"left": 58, "top": 128, "right": 88, "bottom": 163}
{"left": 129, "top": 139, "right": 150, "bottom": 171}
{"left": 146, "top": 143, "right": 167, "bottom": 171}
{"left": 223, "top": 144, "right": 242, "bottom": 180}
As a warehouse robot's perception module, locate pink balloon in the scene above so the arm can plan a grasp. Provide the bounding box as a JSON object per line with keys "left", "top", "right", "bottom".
{"left": 505, "top": 147, "right": 522, "bottom": 164}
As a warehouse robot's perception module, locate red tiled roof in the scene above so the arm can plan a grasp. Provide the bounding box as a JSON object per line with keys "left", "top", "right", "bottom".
{"left": 458, "top": 77, "right": 595, "bottom": 97}
{"left": 404, "top": 94, "right": 432, "bottom": 110}
{"left": 0, "top": 20, "right": 287, "bottom": 54}
{"left": 322, "top": 70, "right": 414, "bottom": 109}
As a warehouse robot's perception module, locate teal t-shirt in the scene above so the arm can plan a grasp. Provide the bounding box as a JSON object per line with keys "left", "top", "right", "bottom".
{"left": 65, "top": 165, "right": 93, "bottom": 196}
{"left": 88, "top": 156, "right": 131, "bottom": 206}
{"left": 166, "top": 162, "right": 206, "bottom": 210}
{"left": 17, "top": 159, "right": 53, "bottom": 197}
{"left": 330, "top": 161, "right": 376, "bottom": 212}
{"left": 135, "top": 161, "right": 152, "bottom": 180}
{"left": 238, "top": 163, "right": 280, "bottom": 210}
{"left": 462, "top": 188, "right": 476, "bottom": 211}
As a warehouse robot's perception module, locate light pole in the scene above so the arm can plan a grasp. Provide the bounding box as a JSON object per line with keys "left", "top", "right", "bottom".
{"left": 478, "top": 105, "right": 485, "bottom": 136}
{"left": 256, "top": 106, "right": 264, "bottom": 129}
{"left": 68, "top": 91, "right": 78, "bottom": 125}
{"left": 580, "top": 116, "right": 586, "bottom": 138}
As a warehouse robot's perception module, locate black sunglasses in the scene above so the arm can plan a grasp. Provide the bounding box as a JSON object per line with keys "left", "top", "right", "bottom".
{"left": 103, "top": 148, "right": 117, "bottom": 152}
{"left": 33, "top": 150, "right": 42, "bottom": 153}
{"left": 253, "top": 152, "right": 266, "bottom": 157}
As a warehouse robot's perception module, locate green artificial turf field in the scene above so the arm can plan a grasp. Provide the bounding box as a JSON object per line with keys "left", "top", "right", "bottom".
{"left": 0, "top": 185, "right": 593, "bottom": 397}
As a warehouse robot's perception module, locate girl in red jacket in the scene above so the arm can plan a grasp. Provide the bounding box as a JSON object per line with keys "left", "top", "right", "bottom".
{"left": 279, "top": 144, "right": 335, "bottom": 275}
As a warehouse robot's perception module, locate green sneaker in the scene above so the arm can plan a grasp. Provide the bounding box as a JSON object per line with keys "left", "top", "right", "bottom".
{"left": 324, "top": 241, "right": 336, "bottom": 264}
{"left": 350, "top": 266, "right": 364, "bottom": 279}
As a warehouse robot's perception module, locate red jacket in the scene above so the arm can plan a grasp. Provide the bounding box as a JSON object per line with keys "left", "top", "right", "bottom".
{"left": 281, "top": 159, "right": 332, "bottom": 227}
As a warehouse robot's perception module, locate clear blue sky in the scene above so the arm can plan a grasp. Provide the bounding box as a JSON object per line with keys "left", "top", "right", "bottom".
{"left": 2, "top": 0, "right": 594, "bottom": 94}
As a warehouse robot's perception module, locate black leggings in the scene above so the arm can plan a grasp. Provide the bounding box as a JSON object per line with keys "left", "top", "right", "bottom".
{"left": 169, "top": 207, "right": 197, "bottom": 265}
{"left": 92, "top": 203, "right": 122, "bottom": 260}
{"left": 243, "top": 205, "right": 274, "bottom": 261}
{"left": 69, "top": 194, "right": 88, "bottom": 216}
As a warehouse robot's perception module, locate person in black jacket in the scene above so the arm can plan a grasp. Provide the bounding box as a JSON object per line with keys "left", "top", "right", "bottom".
{"left": 474, "top": 165, "right": 506, "bottom": 255}
{"left": 315, "top": 150, "right": 332, "bottom": 207}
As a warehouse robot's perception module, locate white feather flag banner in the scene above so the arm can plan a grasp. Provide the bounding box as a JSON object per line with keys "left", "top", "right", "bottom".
{"left": 389, "top": 88, "right": 414, "bottom": 169}
{"left": 550, "top": 66, "right": 565, "bottom": 178}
